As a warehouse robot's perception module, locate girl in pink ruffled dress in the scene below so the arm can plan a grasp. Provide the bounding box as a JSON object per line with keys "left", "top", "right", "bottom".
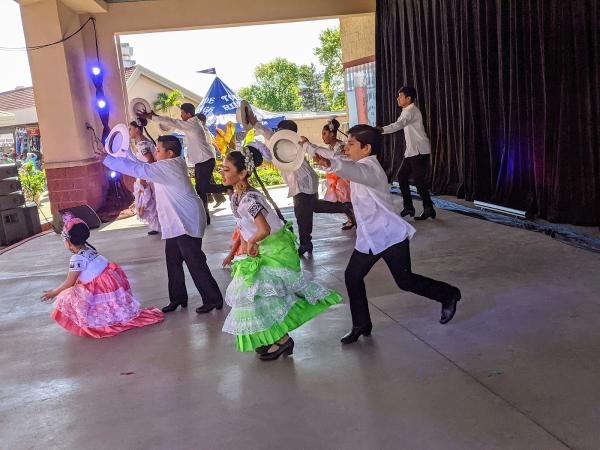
{"left": 41, "top": 215, "right": 164, "bottom": 338}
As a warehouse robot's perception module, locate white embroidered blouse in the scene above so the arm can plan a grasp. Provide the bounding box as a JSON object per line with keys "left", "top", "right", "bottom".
{"left": 69, "top": 247, "right": 109, "bottom": 283}
{"left": 231, "top": 188, "right": 283, "bottom": 241}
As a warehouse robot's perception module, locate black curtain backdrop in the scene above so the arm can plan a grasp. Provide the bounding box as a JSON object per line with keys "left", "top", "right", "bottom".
{"left": 376, "top": 0, "right": 600, "bottom": 226}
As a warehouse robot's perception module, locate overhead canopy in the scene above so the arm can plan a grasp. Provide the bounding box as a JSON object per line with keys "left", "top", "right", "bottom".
{"left": 196, "top": 76, "right": 284, "bottom": 134}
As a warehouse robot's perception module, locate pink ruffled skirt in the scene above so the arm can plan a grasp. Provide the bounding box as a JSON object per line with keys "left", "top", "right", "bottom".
{"left": 51, "top": 263, "right": 164, "bottom": 338}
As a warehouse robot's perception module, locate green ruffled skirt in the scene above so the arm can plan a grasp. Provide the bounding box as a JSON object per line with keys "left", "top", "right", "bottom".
{"left": 222, "top": 223, "right": 342, "bottom": 352}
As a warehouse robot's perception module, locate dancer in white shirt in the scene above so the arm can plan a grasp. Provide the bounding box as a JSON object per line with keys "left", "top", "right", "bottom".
{"left": 252, "top": 118, "right": 353, "bottom": 256}
{"left": 197, "top": 112, "right": 227, "bottom": 208}
{"left": 301, "top": 117, "right": 355, "bottom": 231}
{"left": 220, "top": 146, "right": 342, "bottom": 360}
{"left": 313, "top": 125, "right": 461, "bottom": 344}
{"left": 142, "top": 103, "right": 229, "bottom": 225}
{"left": 99, "top": 135, "right": 224, "bottom": 314}
{"left": 378, "top": 86, "right": 436, "bottom": 221}
{"left": 128, "top": 118, "right": 160, "bottom": 235}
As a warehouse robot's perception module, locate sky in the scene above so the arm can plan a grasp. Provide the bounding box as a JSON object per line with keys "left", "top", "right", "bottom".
{"left": 0, "top": 1, "right": 32, "bottom": 92}
{"left": 0, "top": 1, "right": 338, "bottom": 97}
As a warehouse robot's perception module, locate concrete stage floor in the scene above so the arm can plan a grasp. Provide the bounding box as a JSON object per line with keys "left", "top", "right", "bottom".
{"left": 1, "top": 194, "right": 599, "bottom": 450}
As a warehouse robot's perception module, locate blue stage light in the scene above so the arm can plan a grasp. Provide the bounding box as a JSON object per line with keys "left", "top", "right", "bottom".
{"left": 110, "top": 171, "right": 118, "bottom": 179}
{"left": 97, "top": 98, "right": 107, "bottom": 109}
{"left": 91, "top": 66, "right": 101, "bottom": 76}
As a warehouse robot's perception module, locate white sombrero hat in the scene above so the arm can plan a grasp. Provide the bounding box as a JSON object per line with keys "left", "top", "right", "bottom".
{"left": 129, "top": 97, "right": 152, "bottom": 119}
{"left": 236, "top": 100, "right": 256, "bottom": 131}
{"left": 267, "top": 130, "right": 305, "bottom": 172}
{"left": 104, "top": 123, "right": 129, "bottom": 158}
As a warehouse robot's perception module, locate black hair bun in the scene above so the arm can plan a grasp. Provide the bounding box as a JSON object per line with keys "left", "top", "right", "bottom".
{"left": 248, "top": 146, "right": 263, "bottom": 168}
{"left": 137, "top": 117, "right": 148, "bottom": 127}
{"left": 68, "top": 223, "right": 90, "bottom": 246}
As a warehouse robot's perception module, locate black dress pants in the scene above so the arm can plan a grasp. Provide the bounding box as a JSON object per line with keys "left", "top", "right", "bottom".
{"left": 344, "top": 239, "right": 460, "bottom": 327}
{"left": 165, "top": 234, "right": 223, "bottom": 306}
{"left": 397, "top": 154, "right": 433, "bottom": 209}
{"left": 194, "top": 158, "right": 229, "bottom": 223}
{"left": 293, "top": 193, "right": 352, "bottom": 249}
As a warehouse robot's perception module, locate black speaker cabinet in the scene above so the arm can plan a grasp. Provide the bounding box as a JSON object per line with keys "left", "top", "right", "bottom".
{"left": 0, "top": 208, "right": 28, "bottom": 246}
{"left": 0, "top": 177, "right": 21, "bottom": 195}
{"left": 0, "top": 164, "right": 18, "bottom": 179}
{"left": 0, "top": 192, "right": 25, "bottom": 211}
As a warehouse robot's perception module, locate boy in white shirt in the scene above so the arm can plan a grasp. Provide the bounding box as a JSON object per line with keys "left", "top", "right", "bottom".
{"left": 142, "top": 103, "right": 229, "bottom": 225}
{"left": 100, "top": 135, "right": 224, "bottom": 314}
{"left": 197, "top": 112, "right": 227, "bottom": 208}
{"left": 378, "top": 86, "right": 436, "bottom": 221}
{"left": 314, "top": 125, "right": 461, "bottom": 344}
{"left": 252, "top": 118, "right": 353, "bottom": 256}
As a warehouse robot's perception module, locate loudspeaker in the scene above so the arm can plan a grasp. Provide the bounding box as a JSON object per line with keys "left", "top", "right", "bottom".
{"left": 0, "top": 192, "right": 25, "bottom": 211}
{"left": 0, "top": 177, "right": 21, "bottom": 195}
{"left": 22, "top": 204, "right": 42, "bottom": 235}
{"left": 59, "top": 204, "right": 101, "bottom": 229}
{"left": 0, "top": 164, "right": 18, "bottom": 179}
{"left": 0, "top": 208, "right": 28, "bottom": 246}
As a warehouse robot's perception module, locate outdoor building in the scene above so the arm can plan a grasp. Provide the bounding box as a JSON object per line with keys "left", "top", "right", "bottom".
{"left": 0, "top": 63, "right": 201, "bottom": 162}
{"left": 14, "top": 0, "right": 374, "bottom": 216}
{"left": 3, "top": 1, "right": 600, "bottom": 449}
{"left": 123, "top": 64, "right": 202, "bottom": 138}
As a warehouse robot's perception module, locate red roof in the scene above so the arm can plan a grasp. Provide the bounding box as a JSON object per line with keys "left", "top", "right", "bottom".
{"left": 124, "top": 65, "right": 136, "bottom": 81}
{"left": 0, "top": 66, "right": 137, "bottom": 112}
{"left": 0, "top": 87, "right": 35, "bottom": 111}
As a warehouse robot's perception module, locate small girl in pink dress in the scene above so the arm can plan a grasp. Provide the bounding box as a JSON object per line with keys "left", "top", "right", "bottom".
{"left": 41, "top": 214, "right": 164, "bottom": 338}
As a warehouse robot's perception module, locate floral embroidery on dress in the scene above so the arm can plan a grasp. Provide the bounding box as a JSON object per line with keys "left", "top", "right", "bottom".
{"left": 247, "top": 201, "right": 265, "bottom": 218}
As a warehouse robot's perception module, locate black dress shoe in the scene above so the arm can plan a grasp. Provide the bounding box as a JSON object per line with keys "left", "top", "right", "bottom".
{"left": 255, "top": 345, "right": 270, "bottom": 355}
{"left": 298, "top": 244, "right": 313, "bottom": 256}
{"left": 161, "top": 300, "right": 188, "bottom": 313}
{"left": 147, "top": 230, "right": 159, "bottom": 235}
{"left": 400, "top": 207, "right": 416, "bottom": 218}
{"left": 340, "top": 325, "right": 373, "bottom": 344}
{"left": 259, "top": 338, "right": 294, "bottom": 361}
{"left": 415, "top": 207, "right": 437, "bottom": 221}
{"left": 440, "top": 290, "right": 461, "bottom": 324}
{"left": 195, "top": 302, "right": 224, "bottom": 314}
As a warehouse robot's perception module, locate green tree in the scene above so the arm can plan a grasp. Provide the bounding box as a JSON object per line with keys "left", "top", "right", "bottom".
{"left": 18, "top": 161, "right": 46, "bottom": 204}
{"left": 153, "top": 90, "right": 183, "bottom": 116}
{"left": 237, "top": 86, "right": 256, "bottom": 106}
{"left": 314, "top": 27, "right": 345, "bottom": 111}
{"left": 238, "top": 58, "right": 303, "bottom": 112}
{"left": 299, "top": 64, "right": 328, "bottom": 112}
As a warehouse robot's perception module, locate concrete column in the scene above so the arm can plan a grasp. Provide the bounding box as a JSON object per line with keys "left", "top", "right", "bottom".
{"left": 19, "top": 0, "right": 118, "bottom": 216}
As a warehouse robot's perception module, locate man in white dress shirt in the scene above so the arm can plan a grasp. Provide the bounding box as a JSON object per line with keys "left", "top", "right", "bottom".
{"left": 314, "top": 124, "right": 461, "bottom": 344}
{"left": 378, "top": 86, "right": 436, "bottom": 221}
{"left": 143, "top": 103, "right": 229, "bottom": 225}
{"left": 252, "top": 119, "right": 353, "bottom": 256}
{"left": 197, "top": 112, "right": 226, "bottom": 208}
{"left": 101, "top": 135, "right": 224, "bottom": 314}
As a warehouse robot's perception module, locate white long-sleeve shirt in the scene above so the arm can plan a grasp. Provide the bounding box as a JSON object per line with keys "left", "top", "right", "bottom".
{"left": 303, "top": 139, "right": 346, "bottom": 160}
{"left": 153, "top": 115, "right": 215, "bottom": 164}
{"left": 254, "top": 122, "right": 318, "bottom": 197}
{"left": 103, "top": 153, "right": 206, "bottom": 239}
{"left": 382, "top": 103, "right": 431, "bottom": 157}
{"left": 329, "top": 155, "right": 415, "bottom": 254}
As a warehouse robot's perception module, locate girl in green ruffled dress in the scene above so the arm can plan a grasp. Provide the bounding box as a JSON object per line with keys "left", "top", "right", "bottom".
{"left": 220, "top": 145, "right": 342, "bottom": 361}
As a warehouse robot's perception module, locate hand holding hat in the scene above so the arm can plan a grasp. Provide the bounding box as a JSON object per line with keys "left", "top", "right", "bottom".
{"left": 236, "top": 100, "right": 257, "bottom": 131}
{"left": 129, "top": 98, "right": 152, "bottom": 119}
{"left": 313, "top": 153, "right": 331, "bottom": 168}
{"left": 102, "top": 123, "right": 130, "bottom": 159}
{"left": 267, "top": 129, "right": 305, "bottom": 172}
